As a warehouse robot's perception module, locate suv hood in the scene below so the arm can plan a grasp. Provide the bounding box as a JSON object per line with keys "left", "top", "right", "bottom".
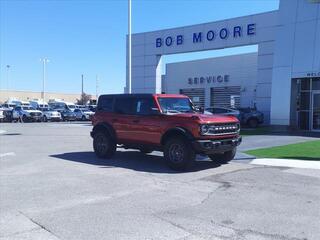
{"left": 169, "top": 113, "right": 239, "bottom": 124}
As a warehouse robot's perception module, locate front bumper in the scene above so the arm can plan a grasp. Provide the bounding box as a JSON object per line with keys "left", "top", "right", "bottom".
{"left": 48, "top": 116, "right": 61, "bottom": 121}
{"left": 64, "top": 116, "right": 76, "bottom": 121}
{"left": 29, "top": 115, "right": 42, "bottom": 121}
{"left": 192, "top": 136, "right": 242, "bottom": 154}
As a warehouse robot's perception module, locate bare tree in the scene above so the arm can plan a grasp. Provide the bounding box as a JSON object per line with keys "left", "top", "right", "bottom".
{"left": 77, "top": 92, "right": 91, "bottom": 105}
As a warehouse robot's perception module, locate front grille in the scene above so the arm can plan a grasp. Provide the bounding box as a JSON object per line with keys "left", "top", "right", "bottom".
{"left": 206, "top": 123, "right": 240, "bottom": 135}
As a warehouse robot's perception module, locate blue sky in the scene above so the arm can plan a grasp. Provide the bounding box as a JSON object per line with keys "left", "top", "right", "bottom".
{"left": 0, "top": 0, "right": 279, "bottom": 95}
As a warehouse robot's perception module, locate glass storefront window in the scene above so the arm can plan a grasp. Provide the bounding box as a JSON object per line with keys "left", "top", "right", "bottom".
{"left": 300, "top": 92, "right": 310, "bottom": 110}
{"left": 312, "top": 78, "right": 320, "bottom": 90}
{"left": 299, "top": 111, "right": 310, "bottom": 130}
{"left": 301, "top": 78, "right": 311, "bottom": 91}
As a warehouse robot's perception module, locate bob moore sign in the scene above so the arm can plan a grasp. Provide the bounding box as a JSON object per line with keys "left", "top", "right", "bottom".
{"left": 156, "top": 23, "right": 256, "bottom": 48}
{"left": 188, "top": 75, "right": 230, "bottom": 85}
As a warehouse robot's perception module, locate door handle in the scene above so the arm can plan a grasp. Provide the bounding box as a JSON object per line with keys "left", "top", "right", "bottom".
{"left": 132, "top": 119, "right": 140, "bottom": 123}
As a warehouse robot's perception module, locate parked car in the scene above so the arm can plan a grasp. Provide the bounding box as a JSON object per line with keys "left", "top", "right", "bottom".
{"left": 205, "top": 107, "right": 240, "bottom": 119}
{"left": 0, "top": 106, "right": 13, "bottom": 122}
{"left": 49, "top": 100, "right": 76, "bottom": 112}
{"left": 91, "top": 94, "right": 241, "bottom": 171}
{"left": 60, "top": 109, "right": 77, "bottom": 121}
{"left": 88, "top": 105, "right": 97, "bottom": 112}
{"left": 29, "top": 100, "right": 49, "bottom": 109}
{"left": 238, "top": 107, "right": 264, "bottom": 128}
{"left": 12, "top": 106, "right": 42, "bottom": 122}
{"left": 74, "top": 108, "right": 94, "bottom": 121}
{"left": 39, "top": 107, "right": 62, "bottom": 122}
{"left": 3, "top": 103, "right": 16, "bottom": 110}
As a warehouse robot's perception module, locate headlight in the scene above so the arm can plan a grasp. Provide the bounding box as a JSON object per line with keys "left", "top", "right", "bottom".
{"left": 200, "top": 124, "right": 209, "bottom": 135}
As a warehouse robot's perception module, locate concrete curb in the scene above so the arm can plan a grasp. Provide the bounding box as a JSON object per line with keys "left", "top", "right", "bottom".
{"left": 250, "top": 158, "right": 320, "bottom": 170}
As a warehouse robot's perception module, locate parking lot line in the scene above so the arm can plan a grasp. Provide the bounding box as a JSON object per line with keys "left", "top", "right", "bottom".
{"left": 0, "top": 152, "right": 16, "bottom": 158}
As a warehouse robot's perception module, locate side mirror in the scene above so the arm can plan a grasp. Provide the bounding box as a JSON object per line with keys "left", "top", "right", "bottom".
{"left": 194, "top": 106, "right": 204, "bottom": 113}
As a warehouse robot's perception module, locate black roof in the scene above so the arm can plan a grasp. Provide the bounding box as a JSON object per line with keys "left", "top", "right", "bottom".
{"left": 98, "top": 94, "right": 153, "bottom": 99}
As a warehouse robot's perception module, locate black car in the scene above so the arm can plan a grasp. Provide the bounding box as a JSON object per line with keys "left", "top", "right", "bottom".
{"left": 238, "top": 107, "right": 264, "bottom": 128}
{"left": 60, "top": 109, "right": 76, "bottom": 121}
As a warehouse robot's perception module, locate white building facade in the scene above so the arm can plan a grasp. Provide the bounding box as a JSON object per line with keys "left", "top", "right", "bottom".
{"left": 126, "top": 0, "right": 320, "bottom": 131}
{"left": 163, "top": 53, "right": 258, "bottom": 112}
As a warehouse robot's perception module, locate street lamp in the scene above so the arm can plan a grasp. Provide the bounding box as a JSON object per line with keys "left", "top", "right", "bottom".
{"left": 6, "top": 65, "right": 10, "bottom": 90}
{"left": 40, "top": 58, "right": 49, "bottom": 104}
{"left": 128, "top": 0, "right": 132, "bottom": 93}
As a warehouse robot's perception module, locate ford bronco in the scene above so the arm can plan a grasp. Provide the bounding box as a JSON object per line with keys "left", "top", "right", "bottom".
{"left": 91, "top": 94, "right": 241, "bottom": 171}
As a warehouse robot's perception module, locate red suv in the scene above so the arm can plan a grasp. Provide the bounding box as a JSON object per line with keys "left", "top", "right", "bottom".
{"left": 91, "top": 94, "right": 241, "bottom": 171}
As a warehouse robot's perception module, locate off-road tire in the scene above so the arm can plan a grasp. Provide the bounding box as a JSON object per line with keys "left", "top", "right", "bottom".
{"left": 22, "top": 115, "right": 28, "bottom": 123}
{"left": 93, "top": 131, "right": 116, "bottom": 159}
{"left": 208, "top": 148, "right": 236, "bottom": 164}
{"left": 164, "top": 137, "right": 196, "bottom": 171}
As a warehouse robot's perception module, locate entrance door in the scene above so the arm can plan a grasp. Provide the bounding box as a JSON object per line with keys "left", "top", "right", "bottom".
{"left": 312, "top": 91, "right": 320, "bottom": 131}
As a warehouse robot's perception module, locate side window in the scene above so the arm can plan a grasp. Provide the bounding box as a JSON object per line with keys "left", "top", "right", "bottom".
{"left": 135, "top": 98, "right": 156, "bottom": 115}
{"left": 98, "top": 97, "right": 113, "bottom": 112}
{"left": 214, "top": 108, "right": 225, "bottom": 113}
{"left": 114, "top": 98, "right": 135, "bottom": 115}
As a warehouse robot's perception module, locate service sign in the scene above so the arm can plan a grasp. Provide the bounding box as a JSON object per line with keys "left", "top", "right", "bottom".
{"left": 187, "top": 75, "right": 230, "bottom": 85}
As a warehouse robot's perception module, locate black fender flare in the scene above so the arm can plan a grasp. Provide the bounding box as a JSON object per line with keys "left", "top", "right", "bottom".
{"left": 91, "top": 122, "right": 116, "bottom": 140}
{"left": 160, "top": 127, "right": 194, "bottom": 146}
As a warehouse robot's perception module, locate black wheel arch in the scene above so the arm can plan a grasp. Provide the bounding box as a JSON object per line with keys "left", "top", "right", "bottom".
{"left": 91, "top": 123, "right": 117, "bottom": 141}
{"left": 161, "top": 127, "right": 194, "bottom": 146}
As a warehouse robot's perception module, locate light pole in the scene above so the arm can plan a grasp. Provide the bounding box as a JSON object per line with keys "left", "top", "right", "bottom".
{"left": 40, "top": 58, "right": 49, "bottom": 104}
{"left": 96, "top": 75, "right": 99, "bottom": 100}
{"left": 6, "top": 65, "right": 10, "bottom": 90}
{"left": 128, "top": 0, "right": 132, "bottom": 93}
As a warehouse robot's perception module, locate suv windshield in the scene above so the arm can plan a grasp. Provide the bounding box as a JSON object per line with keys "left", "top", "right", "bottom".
{"left": 158, "top": 97, "right": 194, "bottom": 113}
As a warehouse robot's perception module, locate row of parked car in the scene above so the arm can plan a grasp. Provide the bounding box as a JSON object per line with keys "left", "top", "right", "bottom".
{"left": 0, "top": 100, "right": 96, "bottom": 123}
{"left": 0, "top": 99, "right": 263, "bottom": 128}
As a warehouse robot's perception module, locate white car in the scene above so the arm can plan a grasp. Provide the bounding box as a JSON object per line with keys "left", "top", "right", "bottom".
{"left": 39, "top": 108, "right": 61, "bottom": 122}
{"left": 12, "top": 106, "right": 42, "bottom": 122}
{"left": 74, "top": 108, "right": 94, "bottom": 121}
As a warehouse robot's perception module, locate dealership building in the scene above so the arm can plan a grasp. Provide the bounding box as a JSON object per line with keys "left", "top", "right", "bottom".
{"left": 126, "top": 0, "right": 320, "bottom": 131}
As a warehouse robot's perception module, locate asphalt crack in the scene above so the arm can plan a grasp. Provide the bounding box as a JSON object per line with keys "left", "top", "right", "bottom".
{"left": 18, "top": 211, "right": 61, "bottom": 240}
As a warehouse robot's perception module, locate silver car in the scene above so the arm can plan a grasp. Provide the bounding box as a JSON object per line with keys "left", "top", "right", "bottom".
{"left": 12, "top": 106, "right": 42, "bottom": 122}
{"left": 39, "top": 108, "right": 62, "bottom": 122}
{"left": 74, "top": 108, "right": 94, "bottom": 121}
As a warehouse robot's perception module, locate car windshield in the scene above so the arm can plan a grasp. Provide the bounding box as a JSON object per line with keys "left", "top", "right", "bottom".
{"left": 158, "top": 97, "right": 195, "bottom": 114}
{"left": 22, "top": 106, "right": 35, "bottom": 110}
{"left": 68, "top": 105, "right": 75, "bottom": 109}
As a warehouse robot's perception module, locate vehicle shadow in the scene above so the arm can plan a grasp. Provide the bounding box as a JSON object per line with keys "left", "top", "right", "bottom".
{"left": 50, "top": 150, "right": 222, "bottom": 174}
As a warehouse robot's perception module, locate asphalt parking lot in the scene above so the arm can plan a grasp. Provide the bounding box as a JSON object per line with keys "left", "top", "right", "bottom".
{"left": 0, "top": 122, "right": 320, "bottom": 240}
